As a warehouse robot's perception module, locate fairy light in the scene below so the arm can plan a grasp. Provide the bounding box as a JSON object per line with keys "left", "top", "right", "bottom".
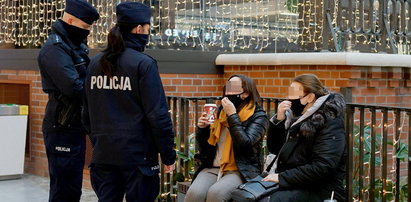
{"left": 353, "top": 109, "right": 410, "bottom": 201}
{"left": 0, "top": 0, "right": 306, "bottom": 52}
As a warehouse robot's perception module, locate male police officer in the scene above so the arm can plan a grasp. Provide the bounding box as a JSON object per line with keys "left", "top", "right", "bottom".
{"left": 83, "top": 2, "right": 176, "bottom": 201}
{"left": 37, "top": 0, "right": 99, "bottom": 201}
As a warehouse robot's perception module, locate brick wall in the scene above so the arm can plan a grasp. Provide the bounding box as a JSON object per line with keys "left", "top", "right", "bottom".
{"left": 0, "top": 64, "right": 410, "bottom": 189}
{"left": 224, "top": 65, "right": 411, "bottom": 107}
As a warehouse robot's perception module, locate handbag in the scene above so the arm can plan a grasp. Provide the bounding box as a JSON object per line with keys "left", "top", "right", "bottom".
{"left": 231, "top": 155, "right": 279, "bottom": 202}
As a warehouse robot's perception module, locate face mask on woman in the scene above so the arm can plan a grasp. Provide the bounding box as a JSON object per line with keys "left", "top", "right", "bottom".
{"left": 289, "top": 95, "right": 307, "bottom": 116}
{"left": 226, "top": 92, "right": 244, "bottom": 107}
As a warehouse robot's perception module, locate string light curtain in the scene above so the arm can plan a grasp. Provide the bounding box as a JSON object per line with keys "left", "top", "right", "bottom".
{"left": 0, "top": 0, "right": 300, "bottom": 52}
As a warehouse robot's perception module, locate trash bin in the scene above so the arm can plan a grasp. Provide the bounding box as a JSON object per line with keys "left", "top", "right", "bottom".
{"left": 0, "top": 104, "right": 29, "bottom": 180}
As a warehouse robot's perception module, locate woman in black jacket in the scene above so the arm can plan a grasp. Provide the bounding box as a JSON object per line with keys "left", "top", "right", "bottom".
{"left": 263, "top": 74, "right": 347, "bottom": 202}
{"left": 185, "top": 74, "right": 269, "bottom": 202}
{"left": 83, "top": 3, "right": 175, "bottom": 201}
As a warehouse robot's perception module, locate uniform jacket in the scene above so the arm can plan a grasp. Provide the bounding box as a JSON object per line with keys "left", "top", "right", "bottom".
{"left": 38, "top": 19, "right": 89, "bottom": 132}
{"left": 83, "top": 35, "right": 176, "bottom": 171}
{"left": 194, "top": 105, "right": 269, "bottom": 181}
{"left": 267, "top": 93, "right": 347, "bottom": 201}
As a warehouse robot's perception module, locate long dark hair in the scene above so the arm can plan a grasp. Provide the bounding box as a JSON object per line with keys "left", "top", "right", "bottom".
{"left": 100, "top": 23, "right": 139, "bottom": 77}
{"left": 220, "top": 74, "right": 261, "bottom": 113}
{"left": 293, "top": 74, "right": 328, "bottom": 98}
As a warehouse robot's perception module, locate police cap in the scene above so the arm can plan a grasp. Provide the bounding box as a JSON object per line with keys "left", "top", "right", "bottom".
{"left": 65, "top": 0, "right": 100, "bottom": 25}
{"left": 116, "top": 2, "right": 151, "bottom": 25}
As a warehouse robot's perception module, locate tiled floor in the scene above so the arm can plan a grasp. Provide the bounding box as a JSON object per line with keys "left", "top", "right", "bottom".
{"left": 0, "top": 174, "right": 98, "bottom": 202}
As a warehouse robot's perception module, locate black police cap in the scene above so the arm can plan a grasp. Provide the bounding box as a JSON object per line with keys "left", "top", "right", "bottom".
{"left": 65, "top": 0, "right": 100, "bottom": 25}
{"left": 116, "top": 2, "right": 151, "bottom": 25}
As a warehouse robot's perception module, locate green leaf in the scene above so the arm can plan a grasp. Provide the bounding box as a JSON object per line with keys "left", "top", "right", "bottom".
{"left": 177, "top": 151, "right": 189, "bottom": 161}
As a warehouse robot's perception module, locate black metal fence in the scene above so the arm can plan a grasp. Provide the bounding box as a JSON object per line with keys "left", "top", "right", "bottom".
{"left": 322, "top": 0, "right": 411, "bottom": 54}
{"left": 160, "top": 96, "right": 411, "bottom": 201}
{"left": 346, "top": 104, "right": 411, "bottom": 201}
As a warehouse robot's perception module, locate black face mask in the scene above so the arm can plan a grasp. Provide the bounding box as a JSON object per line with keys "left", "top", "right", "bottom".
{"left": 123, "top": 33, "right": 149, "bottom": 51}
{"left": 226, "top": 93, "right": 244, "bottom": 107}
{"left": 289, "top": 96, "right": 307, "bottom": 116}
{"left": 61, "top": 20, "right": 90, "bottom": 45}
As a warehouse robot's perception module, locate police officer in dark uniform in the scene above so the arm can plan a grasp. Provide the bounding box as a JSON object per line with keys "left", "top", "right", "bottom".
{"left": 82, "top": 2, "right": 176, "bottom": 201}
{"left": 37, "top": 0, "right": 99, "bottom": 201}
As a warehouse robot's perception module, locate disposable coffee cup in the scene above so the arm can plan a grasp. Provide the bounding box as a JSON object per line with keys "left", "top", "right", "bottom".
{"left": 323, "top": 191, "right": 337, "bottom": 202}
{"left": 204, "top": 104, "right": 217, "bottom": 124}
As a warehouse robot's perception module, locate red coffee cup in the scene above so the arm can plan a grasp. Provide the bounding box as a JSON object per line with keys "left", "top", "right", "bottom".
{"left": 204, "top": 104, "right": 217, "bottom": 123}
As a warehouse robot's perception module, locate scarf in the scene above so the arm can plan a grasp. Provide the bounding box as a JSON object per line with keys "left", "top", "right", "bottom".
{"left": 208, "top": 102, "right": 256, "bottom": 178}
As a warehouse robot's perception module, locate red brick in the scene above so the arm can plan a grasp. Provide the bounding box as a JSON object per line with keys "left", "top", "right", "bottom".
{"left": 314, "top": 71, "right": 331, "bottom": 78}
{"left": 163, "top": 86, "right": 176, "bottom": 92}
{"left": 355, "top": 96, "right": 365, "bottom": 103}
{"left": 161, "top": 79, "right": 171, "bottom": 85}
{"left": 225, "top": 66, "right": 233, "bottom": 71}
{"left": 264, "top": 87, "right": 278, "bottom": 93}
{"left": 339, "top": 72, "right": 351, "bottom": 79}
{"left": 284, "top": 65, "right": 301, "bottom": 70}
{"left": 386, "top": 96, "right": 398, "bottom": 103}
{"left": 367, "top": 80, "right": 386, "bottom": 87}
{"left": 198, "top": 86, "right": 217, "bottom": 92}
{"left": 0, "top": 70, "right": 17, "bottom": 74}
{"left": 336, "top": 65, "right": 351, "bottom": 70}
{"left": 308, "top": 65, "right": 317, "bottom": 70}
{"left": 336, "top": 80, "right": 349, "bottom": 87}
{"left": 325, "top": 80, "right": 335, "bottom": 87}
{"left": 193, "top": 80, "right": 202, "bottom": 85}
{"left": 160, "top": 74, "right": 179, "bottom": 78}
{"left": 388, "top": 80, "right": 403, "bottom": 88}
{"left": 182, "top": 93, "right": 194, "bottom": 96}
{"left": 282, "top": 79, "right": 291, "bottom": 86}
{"left": 172, "top": 79, "right": 182, "bottom": 85}
{"left": 379, "top": 88, "right": 397, "bottom": 96}
{"left": 182, "top": 79, "right": 193, "bottom": 85}
{"left": 203, "top": 80, "right": 212, "bottom": 85}
{"left": 375, "top": 96, "right": 387, "bottom": 103}
{"left": 178, "top": 86, "right": 197, "bottom": 92}
{"left": 279, "top": 72, "right": 296, "bottom": 78}
{"left": 350, "top": 71, "right": 362, "bottom": 79}
{"left": 258, "top": 80, "right": 267, "bottom": 85}
{"left": 330, "top": 72, "right": 339, "bottom": 79}
{"left": 279, "top": 87, "right": 288, "bottom": 94}
{"left": 260, "top": 66, "right": 268, "bottom": 71}
{"left": 264, "top": 72, "right": 278, "bottom": 78}
{"left": 360, "top": 88, "right": 379, "bottom": 96}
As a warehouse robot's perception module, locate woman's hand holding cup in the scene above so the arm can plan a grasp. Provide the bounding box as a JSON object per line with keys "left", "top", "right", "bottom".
{"left": 198, "top": 112, "right": 211, "bottom": 128}
{"left": 198, "top": 104, "right": 217, "bottom": 128}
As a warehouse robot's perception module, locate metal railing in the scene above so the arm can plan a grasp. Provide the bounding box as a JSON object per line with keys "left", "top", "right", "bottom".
{"left": 159, "top": 96, "right": 411, "bottom": 201}
{"left": 322, "top": 0, "right": 411, "bottom": 54}
{"left": 346, "top": 104, "right": 411, "bottom": 201}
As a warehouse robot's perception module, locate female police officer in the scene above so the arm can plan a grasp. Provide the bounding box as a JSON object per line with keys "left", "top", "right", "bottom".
{"left": 82, "top": 2, "right": 176, "bottom": 201}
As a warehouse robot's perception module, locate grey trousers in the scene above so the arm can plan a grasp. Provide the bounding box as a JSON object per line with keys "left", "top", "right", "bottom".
{"left": 184, "top": 168, "right": 243, "bottom": 202}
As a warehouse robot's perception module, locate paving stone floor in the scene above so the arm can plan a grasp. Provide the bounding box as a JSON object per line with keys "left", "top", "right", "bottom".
{"left": 0, "top": 174, "right": 98, "bottom": 202}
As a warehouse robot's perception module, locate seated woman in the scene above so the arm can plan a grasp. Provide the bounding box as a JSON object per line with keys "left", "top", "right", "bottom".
{"left": 263, "top": 74, "right": 346, "bottom": 202}
{"left": 185, "top": 74, "right": 269, "bottom": 202}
